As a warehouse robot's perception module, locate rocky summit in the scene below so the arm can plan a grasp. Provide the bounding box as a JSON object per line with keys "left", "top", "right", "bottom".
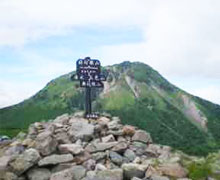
{"left": 0, "top": 113, "right": 219, "bottom": 180}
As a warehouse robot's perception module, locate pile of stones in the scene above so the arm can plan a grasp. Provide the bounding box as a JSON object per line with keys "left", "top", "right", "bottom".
{"left": 0, "top": 113, "right": 190, "bottom": 180}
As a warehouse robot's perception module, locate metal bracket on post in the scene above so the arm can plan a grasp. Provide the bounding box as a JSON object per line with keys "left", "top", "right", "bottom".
{"left": 71, "top": 57, "right": 107, "bottom": 119}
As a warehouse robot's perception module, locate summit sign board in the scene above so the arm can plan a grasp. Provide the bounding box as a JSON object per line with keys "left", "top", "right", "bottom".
{"left": 71, "top": 57, "right": 107, "bottom": 118}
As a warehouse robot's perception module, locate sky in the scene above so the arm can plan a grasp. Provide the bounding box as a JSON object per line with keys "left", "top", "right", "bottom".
{"left": 0, "top": 0, "right": 220, "bottom": 108}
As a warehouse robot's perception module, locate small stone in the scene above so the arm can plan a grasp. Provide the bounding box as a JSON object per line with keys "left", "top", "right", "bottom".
{"left": 124, "top": 149, "right": 136, "bottom": 162}
{"left": 132, "top": 130, "right": 152, "bottom": 144}
{"left": 27, "top": 168, "right": 51, "bottom": 180}
{"left": 58, "top": 144, "right": 84, "bottom": 155}
{"left": 95, "top": 163, "right": 107, "bottom": 171}
{"left": 38, "top": 154, "right": 74, "bottom": 166}
{"left": 9, "top": 148, "right": 40, "bottom": 175}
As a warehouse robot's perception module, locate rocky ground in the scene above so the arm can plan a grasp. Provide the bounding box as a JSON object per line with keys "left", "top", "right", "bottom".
{"left": 0, "top": 113, "right": 219, "bottom": 180}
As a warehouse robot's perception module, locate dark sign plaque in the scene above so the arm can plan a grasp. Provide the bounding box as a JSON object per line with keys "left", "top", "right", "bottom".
{"left": 71, "top": 57, "right": 107, "bottom": 118}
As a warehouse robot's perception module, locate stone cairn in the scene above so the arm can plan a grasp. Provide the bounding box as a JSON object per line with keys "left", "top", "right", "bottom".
{"left": 0, "top": 113, "right": 189, "bottom": 180}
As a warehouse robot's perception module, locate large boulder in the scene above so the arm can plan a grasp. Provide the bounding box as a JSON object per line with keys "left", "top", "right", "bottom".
{"left": 132, "top": 130, "right": 152, "bottom": 144}
{"left": 68, "top": 118, "right": 94, "bottom": 142}
{"left": 35, "top": 131, "right": 58, "bottom": 156}
{"left": 122, "top": 163, "right": 149, "bottom": 180}
{"left": 9, "top": 148, "right": 40, "bottom": 175}
{"left": 27, "top": 168, "right": 51, "bottom": 180}
{"left": 38, "top": 154, "right": 74, "bottom": 166}
{"left": 50, "top": 166, "right": 86, "bottom": 180}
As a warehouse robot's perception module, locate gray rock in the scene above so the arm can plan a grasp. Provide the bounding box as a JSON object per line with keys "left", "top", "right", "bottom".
{"left": 38, "top": 154, "right": 74, "bottom": 166}
{"left": 95, "top": 163, "right": 107, "bottom": 171}
{"left": 9, "top": 148, "right": 40, "bottom": 175}
{"left": 51, "top": 163, "right": 76, "bottom": 173}
{"left": 68, "top": 118, "right": 94, "bottom": 141}
{"left": 50, "top": 166, "right": 86, "bottom": 180}
{"left": 132, "top": 130, "right": 152, "bottom": 144}
{"left": 122, "top": 163, "right": 149, "bottom": 180}
{"left": 109, "top": 151, "right": 123, "bottom": 166}
{"left": 85, "top": 142, "right": 117, "bottom": 153}
{"left": 107, "top": 119, "right": 122, "bottom": 130}
{"left": 87, "top": 169, "right": 123, "bottom": 180}
{"left": 131, "top": 177, "right": 142, "bottom": 180}
{"left": 124, "top": 149, "right": 136, "bottom": 162}
{"left": 130, "top": 142, "right": 148, "bottom": 156}
{"left": 54, "top": 132, "right": 71, "bottom": 144}
{"left": 27, "top": 168, "right": 51, "bottom": 180}
{"left": 58, "top": 144, "right": 84, "bottom": 155}
{"left": 0, "top": 156, "right": 11, "bottom": 170}
{"left": 112, "top": 141, "right": 128, "bottom": 153}
{"left": 36, "top": 131, "right": 58, "bottom": 156}
{"left": 92, "top": 152, "right": 107, "bottom": 161}
{"left": 0, "top": 171, "right": 18, "bottom": 180}
{"left": 151, "top": 175, "right": 170, "bottom": 180}
{"left": 5, "top": 144, "right": 25, "bottom": 156}
{"left": 53, "top": 114, "right": 70, "bottom": 124}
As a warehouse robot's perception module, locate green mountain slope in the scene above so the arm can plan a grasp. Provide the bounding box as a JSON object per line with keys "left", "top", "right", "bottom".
{"left": 1, "top": 61, "right": 220, "bottom": 155}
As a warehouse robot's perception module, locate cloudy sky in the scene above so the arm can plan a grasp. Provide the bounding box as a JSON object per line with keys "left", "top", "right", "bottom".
{"left": 0, "top": 0, "right": 220, "bottom": 108}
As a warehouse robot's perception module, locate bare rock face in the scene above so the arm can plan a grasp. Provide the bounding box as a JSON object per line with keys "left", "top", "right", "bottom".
{"left": 9, "top": 148, "right": 40, "bottom": 175}
{"left": 36, "top": 131, "right": 58, "bottom": 156}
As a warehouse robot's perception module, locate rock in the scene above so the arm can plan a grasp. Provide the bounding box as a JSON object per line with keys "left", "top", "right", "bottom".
{"left": 122, "top": 125, "right": 136, "bottom": 136}
{"left": 83, "top": 159, "right": 96, "bottom": 171}
{"left": 107, "top": 130, "right": 123, "bottom": 136}
{"left": 36, "top": 131, "right": 58, "bottom": 156}
{"left": 0, "top": 171, "right": 18, "bottom": 180}
{"left": 130, "top": 141, "right": 148, "bottom": 156}
{"left": 5, "top": 144, "right": 25, "bottom": 156}
{"left": 0, "top": 156, "right": 11, "bottom": 170}
{"left": 53, "top": 114, "right": 70, "bottom": 124}
{"left": 131, "top": 177, "right": 142, "bottom": 180}
{"left": 124, "top": 149, "right": 136, "bottom": 162}
{"left": 55, "top": 132, "right": 71, "bottom": 144}
{"left": 38, "top": 154, "right": 74, "bottom": 166}
{"left": 151, "top": 175, "right": 170, "bottom": 180}
{"left": 51, "top": 163, "right": 77, "bottom": 173}
{"left": 102, "top": 135, "right": 115, "bottom": 143}
{"left": 68, "top": 118, "right": 94, "bottom": 141}
{"left": 50, "top": 166, "right": 86, "bottom": 180}
{"left": 95, "top": 163, "right": 107, "bottom": 171}
{"left": 122, "top": 163, "right": 149, "bottom": 180}
{"left": 133, "top": 157, "right": 141, "bottom": 164}
{"left": 16, "top": 132, "right": 27, "bottom": 140}
{"left": 74, "top": 151, "right": 92, "bottom": 165}
{"left": 107, "top": 119, "right": 121, "bottom": 130}
{"left": 117, "top": 136, "right": 127, "bottom": 142}
{"left": 88, "top": 169, "right": 123, "bottom": 180}
{"left": 157, "top": 163, "right": 187, "bottom": 178}
{"left": 145, "top": 165, "right": 161, "bottom": 178}
{"left": 27, "top": 168, "right": 51, "bottom": 180}
{"left": 58, "top": 144, "right": 84, "bottom": 155}
{"left": 9, "top": 148, "right": 40, "bottom": 175}
{"left": 22, "top": 138, "right": 36, "bottom": 148}
{"left": 109, "top": 151, "right": 123, "bottom": 166}
{"left": 92, "top": 152, "right": 107, "bottom": 161}
{"left": 97, "top": 117, "right": 111, "bottom": 126}
{"left": 112, "top": 141, "right": 128, "bottom": 153}
{"left": 132, "top": 130, "right": 152, "bottom": 144}
{"left": 85, "top": 142, "right": 118, "bottom": 153}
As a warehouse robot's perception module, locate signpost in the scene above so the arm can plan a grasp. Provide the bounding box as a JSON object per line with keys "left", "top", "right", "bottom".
{"left": 71, "top": 57, "right": 107, "bottom": 118}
